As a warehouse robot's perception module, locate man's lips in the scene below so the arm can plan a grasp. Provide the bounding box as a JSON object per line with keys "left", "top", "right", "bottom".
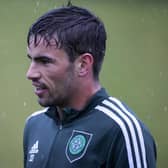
{"left": 34, "top": 88, "right": 48, "bottom": 97}
{"left": 32, "top": 82, "right": 48, "bottom": 97}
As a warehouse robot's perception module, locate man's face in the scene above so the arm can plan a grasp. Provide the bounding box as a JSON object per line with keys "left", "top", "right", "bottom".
{"left": 27, "top": 37, "right": 77, "bottom": 107}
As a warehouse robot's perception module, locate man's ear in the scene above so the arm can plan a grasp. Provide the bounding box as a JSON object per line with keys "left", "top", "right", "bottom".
{"left": 75, "top": 53, "right": 94, "bottom": 77}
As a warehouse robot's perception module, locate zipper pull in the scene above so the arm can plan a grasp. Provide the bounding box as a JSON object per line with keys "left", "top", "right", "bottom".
{"left": 59, "top": 125, "right": 63, "bottom": 130}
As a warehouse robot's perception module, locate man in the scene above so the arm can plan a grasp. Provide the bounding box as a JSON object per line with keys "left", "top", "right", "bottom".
{"left": 24, "top": 4, "right": 156, "bottom": 168}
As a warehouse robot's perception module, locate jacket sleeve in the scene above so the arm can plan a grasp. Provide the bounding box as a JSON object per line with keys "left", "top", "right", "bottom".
{"left": 23, "top": 118, "right": 30, "bottom": 168}
{"left": 106, "top": 125, "right": 157, "bottom": 168}
{"left": 143, "top": 127, "right": 157, "bottom": 168}
{"left": 106, "top": 129, "right": 130, "bottom": 168}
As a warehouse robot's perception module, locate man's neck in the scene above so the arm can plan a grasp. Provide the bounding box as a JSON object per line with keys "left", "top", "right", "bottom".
{"left": 56, "top": 82, "right": 101, "bottom": 121}
{"left": 70, "top": 82, "right": 101, "bottom": 111}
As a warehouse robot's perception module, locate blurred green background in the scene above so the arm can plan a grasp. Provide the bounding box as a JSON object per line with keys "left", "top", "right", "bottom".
{"left": 0, "top": 0, "right": 167, "bottom": 167}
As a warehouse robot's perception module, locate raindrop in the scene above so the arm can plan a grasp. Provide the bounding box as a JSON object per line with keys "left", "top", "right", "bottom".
{"left": 164, "top": 106, "right": 168, "bottom": 112}
{"left": 36, "top": 1, "right": 40, "bottom": 7}
{"left": 159, "top": 71, "right": 163, "bottom": 78}
{"left": 34, "top": 0, "right": 40, "bottom": 14}
{"left": 24, "top": 102, "right": 27, "bottom": 107}
{"left": 0, "top": 112, "right": 7, "bottom": 119}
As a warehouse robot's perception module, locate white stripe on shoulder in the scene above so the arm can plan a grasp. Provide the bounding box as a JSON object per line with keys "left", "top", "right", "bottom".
{"left": 109, "top": 97, "right": 147, "bottom": 168}
{"left": 95, "top": 105, "right": 135, "bottom": 168}
{"left": 102, "top": 99, "right": 142, "bottom": 168}
{"left": 26, "top": 107, "right": 49, "bottom": 121}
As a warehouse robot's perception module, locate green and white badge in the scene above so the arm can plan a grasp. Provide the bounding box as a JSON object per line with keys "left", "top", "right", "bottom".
{"left": 66, "top": 130, "right": 93, "bottom": 163}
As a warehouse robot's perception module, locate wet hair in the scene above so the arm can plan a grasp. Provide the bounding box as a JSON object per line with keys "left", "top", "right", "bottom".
{"left": 27, "top": 5, "right": 107, "bottom": 80}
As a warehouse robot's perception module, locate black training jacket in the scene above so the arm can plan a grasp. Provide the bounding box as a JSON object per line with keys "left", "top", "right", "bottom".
{"left": 23, "top": 88, "right": 156, "bottom": 168}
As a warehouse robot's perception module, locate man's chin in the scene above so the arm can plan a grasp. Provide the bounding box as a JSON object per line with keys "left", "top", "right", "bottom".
{"left": 38, "top": 98, "right": 65, "bottom": 107}
{"left": 38, "top": 99, "right": 50, "bottom": 107}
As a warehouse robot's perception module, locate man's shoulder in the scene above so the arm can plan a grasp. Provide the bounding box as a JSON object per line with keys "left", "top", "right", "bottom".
{"left": 26, "top": 107, "right": 49, "bottom": 122}
{"left": 95, "top": 96, "right": 142, "bottom": 132}
{"left": 95, "top": 96, "right": 136, "bottom": 118}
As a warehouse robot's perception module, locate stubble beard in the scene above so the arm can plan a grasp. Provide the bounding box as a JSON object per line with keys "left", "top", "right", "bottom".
{"left": 38, "top": 66, "right": 76, "bottom": 108}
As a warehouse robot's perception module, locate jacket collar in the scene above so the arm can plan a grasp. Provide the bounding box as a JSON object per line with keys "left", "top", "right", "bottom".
{"left": 45, "top": 88, "right": 109, "bottom": 124}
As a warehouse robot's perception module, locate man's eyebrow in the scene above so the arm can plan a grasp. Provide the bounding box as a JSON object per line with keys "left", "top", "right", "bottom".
{"left": 27, "top": 54, "right": 56, "bottom": 63}
{"left": 27, "top": 54, "right": 50, "bottom": 59}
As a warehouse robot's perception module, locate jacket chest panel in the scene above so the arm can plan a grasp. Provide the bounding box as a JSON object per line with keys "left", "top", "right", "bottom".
{"left": 26, "top": 113, "right": 111, "bottom": 168}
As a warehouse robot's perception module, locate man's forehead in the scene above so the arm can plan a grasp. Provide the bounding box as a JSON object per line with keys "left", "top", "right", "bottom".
{"left": 27, "top": 35, "right": 67, "bottom": 59}
{"left": 28, "top": 35, "right": 59, "bottom": 48}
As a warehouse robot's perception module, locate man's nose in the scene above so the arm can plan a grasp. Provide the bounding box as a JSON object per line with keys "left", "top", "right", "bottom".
{"left": 26, "top": 63, "right": 40, "bottom": 80}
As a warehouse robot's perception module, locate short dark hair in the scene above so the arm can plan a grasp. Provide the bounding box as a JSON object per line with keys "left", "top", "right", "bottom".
{"left": 27, "top": 5, "right": 107, "bottom": 80}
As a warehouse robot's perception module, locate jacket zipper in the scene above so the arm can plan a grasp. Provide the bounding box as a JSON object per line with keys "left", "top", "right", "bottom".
{"left": 45, "top": 123, "right": 63, "bottom": 168}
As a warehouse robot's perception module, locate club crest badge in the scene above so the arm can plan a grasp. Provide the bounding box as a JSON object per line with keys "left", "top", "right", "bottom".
{"left": 65, "top": 130, "right": 93, "bottom": 163}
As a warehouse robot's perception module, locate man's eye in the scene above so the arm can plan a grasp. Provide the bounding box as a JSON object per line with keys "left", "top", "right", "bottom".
{"left": 38, "top": 58, "right": 52, "bottom": 64}
{"left": 41, "top": 59, "right": 49, "bottom": 64}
